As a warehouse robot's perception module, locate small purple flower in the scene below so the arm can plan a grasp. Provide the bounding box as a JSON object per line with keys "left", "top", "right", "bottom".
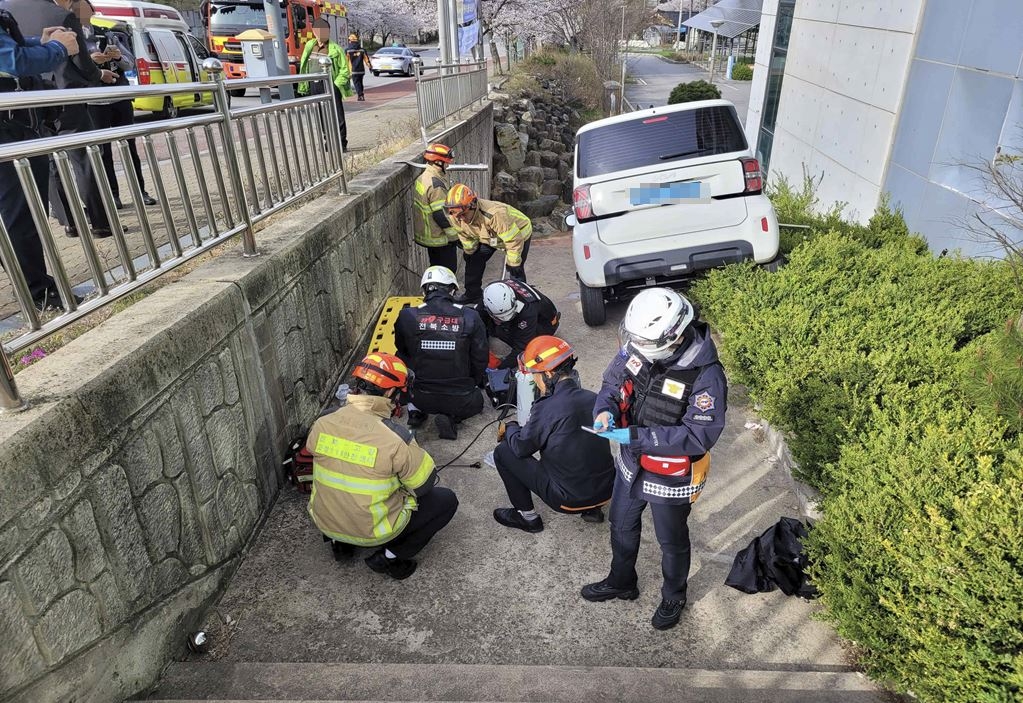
{"left": 31, "top": 348, "right": 46, "bottom": 360}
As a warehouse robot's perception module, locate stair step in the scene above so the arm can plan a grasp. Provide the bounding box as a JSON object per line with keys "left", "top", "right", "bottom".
{"left": 142, "top": 662, "right": 884, "bottom": 703}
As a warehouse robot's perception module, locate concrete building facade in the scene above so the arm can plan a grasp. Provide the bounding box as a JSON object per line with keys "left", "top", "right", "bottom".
{"left": 745, "top": 0, "right": 1023, "bottom": 255}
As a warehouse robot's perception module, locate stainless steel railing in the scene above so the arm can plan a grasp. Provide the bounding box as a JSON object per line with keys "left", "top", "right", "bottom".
{"left": 413, "top": 60, "right": 489, "bottom": 145}
{"left": 0, "top": 57, "right": 348, "bottom": 412}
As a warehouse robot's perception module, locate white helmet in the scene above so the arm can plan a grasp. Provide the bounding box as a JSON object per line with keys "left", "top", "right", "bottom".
{"left": 421, "top": 266, "right": 458, "bottom": 291}
{"left": 621, "top": 288, "right": 694, "bottom": 361}
{"left": 482, "top": 281, "right": 522, "bottom": 322}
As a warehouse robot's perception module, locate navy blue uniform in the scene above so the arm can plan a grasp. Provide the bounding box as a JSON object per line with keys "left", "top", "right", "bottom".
{"left": 488, "top": 280, "right": 561, "bottom": 370}
{"left": 593, "top": 321, "right": 727, "bottom": 602}
{"left": 495, "top": 375, "right": 615, "bottom": 512}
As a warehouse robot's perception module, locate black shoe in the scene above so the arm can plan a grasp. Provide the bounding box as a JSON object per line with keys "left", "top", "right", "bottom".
{"left": 357, "top": 95, "right": 366, "bottom": 101}
{"left": 651, "top": 598, "right": 686, "bottom": 630}
{"left": 113, "top": 197, "right": 125, "bottom": 210}
{"left": 365, "top": 549, "right": 417, "bottom": 580}
{"left": 493, "top": 507, "right": 544, "bottom": 533}
{"left": 580, "top": 507, "right": 605, "bottom": 523}
{"left": 64, "top": 226, "right": 78, "bottom": 238}
{"left": 581, "top": 578, "right": 639, "bottom": 602}
{"left": 435, "top": 414, "right": 457, "bottom": 440}
{"left": 142, "top": 192, "right": 158, "bottom": 206}
{"left": 407, "top": 409, "right": 428, "bottom": 429}
{"left": 92, "top": 227, "right": 114, "bottom": 238}
{"left": 330, "top": 540, "right": 355, "bottom": 561}
{"left": 33, "top": 288, "right": 82, "bottom": 313}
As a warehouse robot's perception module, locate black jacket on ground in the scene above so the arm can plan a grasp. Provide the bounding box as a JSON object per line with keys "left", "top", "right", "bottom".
{"left": 505, "top": 375, "right": 614, "bottom": 502}
{"left": 3, "top": 0, "right": 102, "bottom": 88}
{"left": 394, "top": 289, "right": 488, "bottom": 396}
{"left": 489, "top": 281, "right": 560, "bottom": 369}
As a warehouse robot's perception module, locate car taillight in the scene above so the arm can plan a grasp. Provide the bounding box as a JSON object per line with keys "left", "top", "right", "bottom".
{"left": 136, "top": 57, "right": 152, "bottom": 85}
{"left": 741, "top": 157, "right": 763, "bottom": 194}
{"left": 573, "top": 184, "right": 592, "bottom": 220}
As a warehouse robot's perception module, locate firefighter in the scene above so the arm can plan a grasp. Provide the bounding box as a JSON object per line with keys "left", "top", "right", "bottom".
{"left": 344, "top": 33, "right": 371, "bottom": 101}
{"left": 583, "top": 288, "right": 727, "bottom": 631}
{"left": 394, "top": 266, "right": 488, "bottom": 440}
{"left": 482, "top": 279, "right": 561, "bottom": 370}
{"left": 306, "top": 352, "right": 458, "bottom": 580}
{"left": 493, "top": 336, "right": 615, "bottom": 532}
{"left": 444, "top": 184, "right": 532, "bottom": 305}
{"left": 298, "top": 17, "right": 352, "bottom": 151}
{"left": 413, "top": 143, "right": 459, "bottom": 272}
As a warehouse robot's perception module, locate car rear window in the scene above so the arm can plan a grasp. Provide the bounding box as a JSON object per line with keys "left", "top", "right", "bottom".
{"left": 576, "top": 105, "right": 747, "bottom": 179}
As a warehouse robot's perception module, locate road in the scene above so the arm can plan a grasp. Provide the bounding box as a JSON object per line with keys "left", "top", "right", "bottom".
{"left": 624, "top": 52, "right": 752, "bottom": 123}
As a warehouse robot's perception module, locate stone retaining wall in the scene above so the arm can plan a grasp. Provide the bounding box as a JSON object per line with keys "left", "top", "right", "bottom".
{"left": 0, "top": 105, "right": 493, "bottom": 703}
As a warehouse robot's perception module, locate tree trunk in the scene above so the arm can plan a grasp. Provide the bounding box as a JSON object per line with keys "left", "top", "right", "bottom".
{"left": 489, "top": 40, "right": 502, "bottom": 74}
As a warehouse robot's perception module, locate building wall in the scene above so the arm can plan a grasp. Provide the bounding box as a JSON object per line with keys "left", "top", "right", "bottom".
{"left": 746, "top": 0, "right": 924, "bottom": 222}
{"left": 883, "top": 0, "right": 1023, "bottom": 255}
{"left": 0, "top": 107, "right": 492, "bottom": 703}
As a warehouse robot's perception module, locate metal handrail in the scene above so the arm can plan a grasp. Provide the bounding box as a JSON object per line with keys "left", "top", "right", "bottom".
{"left": 413, "top": 60, "right": 489, "bottom": 145}
{"left": 0, "top": 57, "right": 348, "bottom": 412}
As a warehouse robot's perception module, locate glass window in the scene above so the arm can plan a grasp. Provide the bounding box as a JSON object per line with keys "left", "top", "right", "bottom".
{"left": 758, "top": 0, "right": 796, "bottom": 173}
{"left": 577, "top": 105, "right": 748, "bottom": 178}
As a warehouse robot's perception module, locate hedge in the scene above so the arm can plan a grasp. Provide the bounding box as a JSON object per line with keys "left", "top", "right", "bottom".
{"left": 690, "top": 199, "right": 1023, "bottom": 701}
{"left": 730, "top": 63, "right": 753, "bottom": 80}
{"left": 668, "top": 79, "right": 721, "bottom": 104}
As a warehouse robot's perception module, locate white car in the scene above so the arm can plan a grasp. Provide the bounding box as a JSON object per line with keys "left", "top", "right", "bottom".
{"left": 567, "top": 99, "right": 780, "bottom": 326}
{"left": 371, "top": 47, "right": 421, "bottom": 77}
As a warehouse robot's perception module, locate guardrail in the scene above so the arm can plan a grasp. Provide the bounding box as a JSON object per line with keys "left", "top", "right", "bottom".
{"left": 413, "top": 61, "right": 489, "bottom": 144}
{"left": 0, "top": 57, "right": 347, "bottom": 412}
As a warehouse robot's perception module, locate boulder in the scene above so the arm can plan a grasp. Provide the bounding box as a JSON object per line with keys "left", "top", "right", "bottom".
{"left": 517, "top": 183, "right": 541, "bottom": 201}
{"left": 517, "top": 166, "right": 545, "bottom": 186}
{"left": 520, "top": 111, "right": 534, "bottom": 124}
{"left": 542, "top": 167, "right": 560, "bottom": 181}
{"left": 562, "top": 181, "right": 574, "bottom": 204}
{"left": 495, "top": 123, "right": 526, "bottom": 172}
{"left": 539, "top": 151, "right": 560, "bottom": 169}
{"left": 525, "top": 127, "right": 540, "bottom": 141}
{"left": 551, "top": 142, "right": 567, "bottom": 155}
{"left": 494, "top": 170, "right": 517, "bottom": 192}
{"left": 518, "top": 130, "right": 529, "bottom": 151}
{"left": 539, "top": 138, "right": 560, "bottom": 152}
{"left": 519, "top": 195, "right": 561, "bottom": 219}
{"left": 492, "top": 150, "right": 509, "bottom": 174}
{"left": 541, "top": 180, "right": 563, "bottom": 197}
{"left": 559, "top": 150, "right": 573, "bottom": 162}
{"left": 488, "top": 90, "right": 511, "bottom": 101}
{"left": 523, "top": 151, "right": 541, "bottom": 167}
{"left": 557, "top": 160, "right": 571, "bottom": 181}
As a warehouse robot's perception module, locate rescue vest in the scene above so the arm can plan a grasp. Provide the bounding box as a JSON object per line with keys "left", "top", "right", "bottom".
{"left": 623, "top": 362, "right": 702, "bottom": 433}
{"left": 413, "top": 166, "right": 457, "bottom": 247}
{"left": 410, "top": 304, "right": 475, "bottom": 394}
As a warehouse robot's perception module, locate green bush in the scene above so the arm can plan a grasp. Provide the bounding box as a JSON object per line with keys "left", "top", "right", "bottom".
{"left": 730, "top": 63, "right": 753, "bottom": 80}
{"left": 510, "top": 49, "right": 604, "bottom": 112}
{"left": 966, "top": 315, "right": 1023, "bottom": 433}
{"left": 667, "top": 80, "right": 721, "bottom": 104}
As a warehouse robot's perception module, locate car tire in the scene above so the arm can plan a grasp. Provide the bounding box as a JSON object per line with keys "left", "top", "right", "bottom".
{"left": 762, "top": 254, "right": 786, "bottom": 273}
{"left": 160, "top": 97, "right": 179, "bottom": 119}
{"left": 580, "top": 281, "right": 606, "bottom": 327}
{"left": 372, "top": 71, "right": 379, "bottom": 77}
{"left": 228, "top": 88, "right": 246, "bottom": 98}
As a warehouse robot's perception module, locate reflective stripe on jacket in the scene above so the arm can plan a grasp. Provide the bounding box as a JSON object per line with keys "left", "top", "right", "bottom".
{"left": 307, "top": 394, "right": 435, "bottom": 545}
{"left": 413, "top": 163, "right": 457, "bottom": 247}
{"left": 456, "top": 198, "right": 532, "bottom": 266}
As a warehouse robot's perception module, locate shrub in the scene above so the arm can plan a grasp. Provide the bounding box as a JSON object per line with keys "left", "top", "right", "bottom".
{"left": 667, "top": 80, "right": 721, "bottom": 104}
{"left": 730, "top": 63, "right": 753, "bottom": 80}
{"left": 966, "top": 315, "right": 1023, "bottom": 433}
{"left": 511, "top": 49, "right": 604, "bottom": 111}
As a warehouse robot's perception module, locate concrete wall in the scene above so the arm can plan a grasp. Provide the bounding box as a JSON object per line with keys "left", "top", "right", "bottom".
{"left": 0, "top": 105, "right": 493, "bottom": 703}
{"left": 746, "top": 0, "right": 924, "bottom": 221}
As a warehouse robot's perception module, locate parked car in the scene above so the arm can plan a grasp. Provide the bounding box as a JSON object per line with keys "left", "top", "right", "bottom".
{"left": 567, "top": 99, "right": 780, "bottom": 326}
{"left": 371, "top": 47, "right": 421, "bottom": 77}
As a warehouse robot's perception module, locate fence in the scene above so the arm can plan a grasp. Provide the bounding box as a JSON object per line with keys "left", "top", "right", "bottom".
{"left": 0, "top": 57, "right": 347, "bottom": 412}
{"left": 413, "top": 61, "right": 489, "bottom": 145}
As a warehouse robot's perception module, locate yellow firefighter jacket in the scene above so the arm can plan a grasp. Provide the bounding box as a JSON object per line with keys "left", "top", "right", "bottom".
{"left": 413, "top": 163, "right": 459, "bottom": 247}
{"left": 307, "top": 395, "right": 436, "bottom": 546}
{"left": 455, "top": 198, "right": 533, "bottom": 266}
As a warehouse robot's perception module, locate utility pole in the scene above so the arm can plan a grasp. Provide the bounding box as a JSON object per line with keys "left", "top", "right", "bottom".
{"left": 438, "top": 0, "right": 452, "bottom": 65}
{"left": 264, "top": 0, "right": 293, "bottom": 98}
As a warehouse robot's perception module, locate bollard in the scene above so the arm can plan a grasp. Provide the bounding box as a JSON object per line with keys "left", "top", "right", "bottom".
{"left": 0, "top": 350, "right": 28, "bottom": 413}
{"left": 203, "top": 58, "right": 258, "bottom": 257}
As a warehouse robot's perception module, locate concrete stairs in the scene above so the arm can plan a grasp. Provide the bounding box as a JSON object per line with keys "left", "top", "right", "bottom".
{"left": 141, "top": 661, "right": 885, "bottom": 703}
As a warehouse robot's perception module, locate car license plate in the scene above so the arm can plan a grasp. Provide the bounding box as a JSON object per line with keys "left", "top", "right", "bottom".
{"left": 629, "top": 181, "right": 710, "bottom": 206}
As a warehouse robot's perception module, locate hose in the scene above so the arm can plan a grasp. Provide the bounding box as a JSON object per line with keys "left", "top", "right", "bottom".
{"left": 436, "top": 403, "right": 516, "bottom": 472}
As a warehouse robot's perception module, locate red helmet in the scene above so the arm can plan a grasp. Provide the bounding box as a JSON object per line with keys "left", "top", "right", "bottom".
{"left": 424, "top": 143, "right": 454, "bottom": 165}
{"left": 519, "top": 336, "right": 574, "bottom": 374}
{"left": 444, "top": 183, "right": 478, "bottom": 220}
{"left": 353, "top": 353, "right": 410, "bottom": 391}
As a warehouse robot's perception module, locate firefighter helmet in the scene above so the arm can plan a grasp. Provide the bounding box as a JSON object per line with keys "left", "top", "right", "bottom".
{"left": 424, "top": 143, "right": 454, "bottom": 165}
{"left": 444, "top": 183, "right": 478, "bottom": 220}
{"left": 421, "top": 265, "right": 459, "bottom": 292}
{"left": 483, "top": 281, "right": 521, "bottom": 322}
{"left": 519, "top": 336, "right": 574, "bottom": 374}
{"left": 621, "top": 288, "right": 694, "bottom": 361}
{"left": 353, "top": 353, "right": 410, "bottom": 391}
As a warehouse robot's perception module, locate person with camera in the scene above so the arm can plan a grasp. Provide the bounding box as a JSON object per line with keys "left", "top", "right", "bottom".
{"left": 0, "top": 9, "right": 82, "bottom": 311}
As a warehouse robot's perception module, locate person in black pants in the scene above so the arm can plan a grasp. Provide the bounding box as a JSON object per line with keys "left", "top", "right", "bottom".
{"left": 492, "top": 335, "right": 615, "bottom": 532}
{"left": 344, "top": 33, "right": 371, "bottom": 101}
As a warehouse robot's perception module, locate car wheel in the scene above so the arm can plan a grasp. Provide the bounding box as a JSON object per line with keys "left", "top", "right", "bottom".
{"left": 372, "top": 71, "right": 379, "bottom": 77}
{"left": 160, "top": 97, "right": 179, "bottom": 120}
{"left": 228, "top": 88, "right": 246, "bottom": 98}
{"left": 580, "top": 281, "right": 606, "bottom": 327}
{"left": 762, "top": 254, "right": 786, "bottom": 273}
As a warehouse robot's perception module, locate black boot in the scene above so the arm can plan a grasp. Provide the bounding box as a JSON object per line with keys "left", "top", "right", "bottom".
{"left": 407, "top": 409, "right": 428, "bottom": 429}
{"left": 330, "top": 540, "right": 355, "bottom": 561}
{"left": 493, "top": 508, "right": 544, "bottom": 533}
{"left": 365, "top": 549, "right": 417, "bottom": 580}
{"left": 580, "top": 507, "right": 605, "bottom": 523}
{"left": 580, "top": 578, "right": 639, "bottom": 602}
{"left": 435, "top": 414, "right": 457, "bottom": 440}
{"left": 651, "top": 598, "right": 686, "bottom": 630}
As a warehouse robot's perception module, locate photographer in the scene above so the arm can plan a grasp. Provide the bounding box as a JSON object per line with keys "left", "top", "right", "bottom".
{"left": 0, "top": 10, "right": 82, "bottom": 311}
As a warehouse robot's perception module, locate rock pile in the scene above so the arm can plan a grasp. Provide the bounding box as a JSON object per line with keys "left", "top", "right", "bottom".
{"left": 490, "top": 80, "right": 581, "bottom": 226}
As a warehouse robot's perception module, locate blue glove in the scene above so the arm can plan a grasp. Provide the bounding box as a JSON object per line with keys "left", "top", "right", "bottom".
{"left": 593, "top": 414, "right": 616, "bottom": 431}
{"left": 596, "top": 428, "right": 630, "bottom": 445}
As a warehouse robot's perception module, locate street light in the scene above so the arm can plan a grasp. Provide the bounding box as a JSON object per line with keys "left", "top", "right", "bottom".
{"left": 708, "top": 18, "right": 724, "bottom": 83}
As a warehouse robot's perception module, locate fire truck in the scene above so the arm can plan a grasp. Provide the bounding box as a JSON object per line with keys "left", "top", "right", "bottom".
{"left": 200, "top": 0, "right": 347, "bottom": 90}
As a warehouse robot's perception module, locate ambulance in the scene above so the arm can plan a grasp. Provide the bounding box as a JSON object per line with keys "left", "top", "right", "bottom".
{"left": 92, "top": 0, "right": 215, "bottom": 117}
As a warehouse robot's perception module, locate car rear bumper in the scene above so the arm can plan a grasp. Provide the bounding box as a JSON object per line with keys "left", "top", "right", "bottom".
{"left": 600, "top": 240, "right": 755, "bottom": 286}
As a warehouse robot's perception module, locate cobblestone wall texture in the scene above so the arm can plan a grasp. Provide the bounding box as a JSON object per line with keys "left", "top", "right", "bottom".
{"left": 0, "top": 106, "right": 493, "bottom": 703}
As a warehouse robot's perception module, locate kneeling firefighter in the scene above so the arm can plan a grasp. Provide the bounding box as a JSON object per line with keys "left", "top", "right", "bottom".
{"left": 307, "top": 353, "right": 458, "bottom": 580}
{"left": 493, "top": 336, "right": 615, "bottom": 533}
{"left": 583, "top": 288, "right": 727, "bottom": 631}
{"left": 394, "top": 266, "right": 488, "bottom": 440}
{"left": 482, "top": 279, "right": 561, "bottom": 370}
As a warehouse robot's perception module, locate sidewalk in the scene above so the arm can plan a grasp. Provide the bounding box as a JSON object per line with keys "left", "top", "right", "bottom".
{"left": 144, "top": 235, "right": 885, "bottom": 702}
